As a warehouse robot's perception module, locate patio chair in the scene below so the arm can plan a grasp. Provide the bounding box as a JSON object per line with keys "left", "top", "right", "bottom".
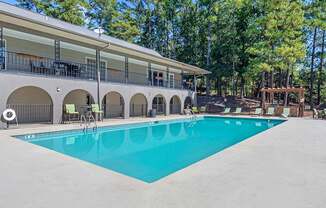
{"left": 91, "top": 104, "right": 104, "bottom": 121}
{"left": 313, "top": 108, "right": 319, "bottom": 119}
{"left": 222, "top": 107, "right": 231, "bottom": 114}
{"left": 253, "top": 108, "right": 262, "bottom": 116}
{"left": 322, "top": 109, "right": 326, "bottom": 119}
{"left": 266, "top": 107, "right": 275, "bottom": 116}
{"left": 234, "top": 107, "right": 242, "bottom": 114}
{"left": 281, "top": 107, "right": 290, "bottom": 118}
{"left": 200, "top": 106, "right": 206, "bottom": 113}
{"left": 65, "top": 104, "right": 79, "bottom": 122}
{"left": 191, "top": 107, "right": 200, "bottom": 114}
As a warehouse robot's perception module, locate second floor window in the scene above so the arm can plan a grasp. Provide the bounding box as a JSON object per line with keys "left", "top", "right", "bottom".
{"left": 169, "top": 73, "right": 174, "bottom": 88}
{"left": 86, "top": 58, "right": 106, "bottom": 70}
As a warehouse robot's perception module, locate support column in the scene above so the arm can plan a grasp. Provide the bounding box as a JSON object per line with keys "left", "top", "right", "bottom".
{"left": 125, "top": 57, "right": 128, "bottom": 84}
{"left": 165, "top": 100, "right": 170, "bottom": 116}
{"left": 124, "top": 99, "right": 130, "bottom": 119}
{"left": 96, "top": 49, "right": 101, "bottom": 109}
{"left": 193, "top": 74, "right": 197, "bottom": 106}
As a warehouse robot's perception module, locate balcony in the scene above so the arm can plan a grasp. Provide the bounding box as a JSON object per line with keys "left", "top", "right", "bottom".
{"left": 0, "top": 51, "right": 187, "bottom": 90}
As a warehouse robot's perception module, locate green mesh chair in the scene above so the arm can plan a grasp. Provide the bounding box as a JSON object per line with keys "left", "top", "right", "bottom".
{"left": 65, "top": 104, "right": 79, "bottom": 122}
{"left": 192, "top": 107, "right": 199, "bottom": 114}
{"left": 92, "top": 104, "right": 104, "bottom": 121}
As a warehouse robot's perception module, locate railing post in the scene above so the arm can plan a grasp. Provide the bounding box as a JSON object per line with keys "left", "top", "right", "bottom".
{"left": 54, "top": 40, "right": 60, "bottom": 61}
{"left": 181, "top": 70, "right": 184, "bottom": 89}
{"left": 0, "top": 26, "right": 4, "bottom": 70}
{"left": 125, "top": 56, "right": 128, "bottom": 84}
{"left": 148, "top": 62, "right": 152, "bottom": 86}
{"left": 167, "top": 66, "right": 170, "bottom": 88}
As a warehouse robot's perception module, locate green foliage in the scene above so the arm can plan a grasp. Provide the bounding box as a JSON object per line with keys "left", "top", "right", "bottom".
{"left": 15, "top": 0, "right": 325, "bottom": 103}
{"left": 17, "top": 0, "right": 89, "bottom": 25}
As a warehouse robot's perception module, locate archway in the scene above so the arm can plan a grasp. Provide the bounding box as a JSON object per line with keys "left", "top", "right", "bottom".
{"left": 130, "top": 93, "right": 148, "bottom": 117}
{"left": 152, "top": 94, "right": 166, "bottom": 115}
{"left": 102, "top": 91, "right": 124, "bottom": 118}
{"left": 169, "top": 95, "right": 181, "bottom": 114}
{"left": 6, "top": 86, "right": 53, "bottom": 123}
{"left": 184, "top": 96, "right": 193, "bottom": 109}
{"left": 63, "top": 89, "right": 94, "bottom": 115}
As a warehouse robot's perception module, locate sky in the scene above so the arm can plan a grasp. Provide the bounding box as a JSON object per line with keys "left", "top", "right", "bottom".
{"left": 2, "top": 0, "right": 16, "bottom": 4}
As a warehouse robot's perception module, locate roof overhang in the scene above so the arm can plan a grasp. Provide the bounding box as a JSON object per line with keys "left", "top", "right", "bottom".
{"left": 0, "top": 2, "right": 210, "bottom": 75}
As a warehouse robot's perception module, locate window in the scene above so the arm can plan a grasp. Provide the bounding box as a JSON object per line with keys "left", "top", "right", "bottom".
{"left": 169, "top": 73, "right": 175, "bottom": 88}
{"left": 153, "top": 71, "right": 164, "bottom": 87}
{"left": 86, "top": 57, "right": 107, "bottom": 80}
{"left": 86, "top": 58, "right": 106, "bottom": 69}
{"left": 0, "top": 39, "right": 6, "bottom": 70}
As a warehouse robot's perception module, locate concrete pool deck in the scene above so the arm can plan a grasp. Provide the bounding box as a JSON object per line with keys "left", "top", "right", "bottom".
{"left": 0, "top": 116, "right": 325, "bottom": 208}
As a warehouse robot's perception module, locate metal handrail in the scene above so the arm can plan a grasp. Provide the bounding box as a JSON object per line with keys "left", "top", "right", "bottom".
{"left": 0, "top": 50, "right": 187, "bottom": 90}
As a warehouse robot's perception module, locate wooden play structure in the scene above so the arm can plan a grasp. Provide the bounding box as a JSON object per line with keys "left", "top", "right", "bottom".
{"left": 260, "top": 87, "right": 305, "bottom": 117}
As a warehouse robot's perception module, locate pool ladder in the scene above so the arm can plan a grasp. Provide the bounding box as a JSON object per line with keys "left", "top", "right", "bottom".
{"left": 80, "top": 114, "right": 98, "bottom": 132}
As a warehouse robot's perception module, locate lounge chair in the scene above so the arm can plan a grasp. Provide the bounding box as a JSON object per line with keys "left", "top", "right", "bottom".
{"left": 234, "top": 107, "right": 242, "bottom": 114}
{"left": 65, "top": 104, "right": 79, "bottom": 122}
{"left": 191, "top": 107, "right": 199, "bottom": 114}
{"left": 313, "top": 108, "right": 319, "bottom": 119}
{"left": 91, "top": 104, "right": 104, "bottom": 121}
{"left": 281, "top": 107, "right": 290, "bottom": 118}
{"left": 322, "top": 109, "right": 326, "bottom": 119}
{"left": 266, "top": 107, "right": 275, "bottom": 116}
{"left": 253, "top": 108, "right": 262, "bottom": 116}
{"left": 222, "top": 107, "right": 231, "bottom": 114}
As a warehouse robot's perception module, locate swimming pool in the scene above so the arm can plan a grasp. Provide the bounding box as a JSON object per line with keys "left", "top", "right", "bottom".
{"left": 16, "top": 116, "right": 284, "bottom": 183}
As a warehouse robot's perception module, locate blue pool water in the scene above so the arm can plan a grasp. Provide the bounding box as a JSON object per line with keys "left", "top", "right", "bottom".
{"left": 16, "top": 116, "right": 284, "bottom": 183}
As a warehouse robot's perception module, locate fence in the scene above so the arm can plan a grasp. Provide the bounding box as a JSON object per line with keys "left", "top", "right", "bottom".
{"left": 6, "top": 104, "right": 53, "bottom": 123}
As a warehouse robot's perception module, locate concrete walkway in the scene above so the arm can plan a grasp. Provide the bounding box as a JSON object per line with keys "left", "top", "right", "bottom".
{"left": 0, "top": 117, "right": 325, "bottom": 208}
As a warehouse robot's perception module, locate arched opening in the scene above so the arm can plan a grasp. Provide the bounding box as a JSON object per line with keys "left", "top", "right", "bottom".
{"left": 63, "top": 89, "right": 94, "bottom": 119}
{"left": 169, "top": 95, "right": 181, "bottom": 114}
{"left": 102, "top": 91, "right": 124, "bottom": 118}
{"left": 6, "top": 86, "right": 53, "bottom": 123}
{"left": 130, "top": 93, "right": 148, "bottom": 117}
{"left": 152, "top": 94, "right": 166, "bottom": 115}
{"left": 184, "top": 96, "right": 193, "bottom": 109}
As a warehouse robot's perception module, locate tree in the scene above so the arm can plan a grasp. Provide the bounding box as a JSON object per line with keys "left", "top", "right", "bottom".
{"left": 248, "top": 0, "right": 305, "bottom": 105}
{"left": 17, "top": 0, "right": 89, "bottom": 26}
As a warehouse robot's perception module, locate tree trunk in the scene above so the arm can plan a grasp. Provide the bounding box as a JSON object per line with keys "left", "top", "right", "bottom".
{"left": 310, "top": 27, "right": 317, "bottom": 108}
{"left": 269, "top": 71, "right": 274, "bottom": 103}
{"left": 317, "top": 30, "right": 325, "bottom": 105}
{"left": 206, "top": 20, "right": 212, "bottom": 96}
{"left": 260, "top": 71, "right": 265, "bottom": 105}
{"left": 284, "top": 66, "right": 291, "bottom": 106}
{"left": 240, "top": 76, "right": 245, "bottom": 99}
